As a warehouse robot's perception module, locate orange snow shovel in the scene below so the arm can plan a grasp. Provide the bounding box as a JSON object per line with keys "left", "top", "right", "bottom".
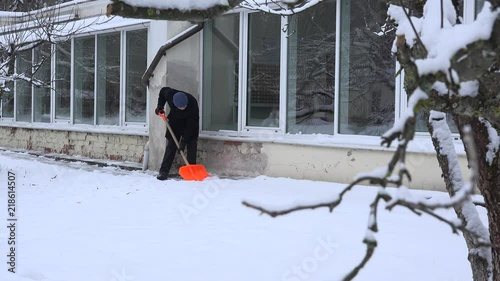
{"left": 159, "top": 113, "right": 209, "bottom": 181}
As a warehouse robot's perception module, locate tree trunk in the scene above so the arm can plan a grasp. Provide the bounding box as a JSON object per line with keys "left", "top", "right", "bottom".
{"left": 485, "top": 180, "right": 500, "bottom": 280}
{"left": 455, "top": 115, "right": 500, "bottom": 280}
{"left": 427, "top": 112, "right": 491, "bottom": 281}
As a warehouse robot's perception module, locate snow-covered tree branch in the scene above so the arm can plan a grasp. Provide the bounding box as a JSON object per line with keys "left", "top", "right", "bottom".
{"left": 106, "top": 0, "right": 325, "bottom": 21}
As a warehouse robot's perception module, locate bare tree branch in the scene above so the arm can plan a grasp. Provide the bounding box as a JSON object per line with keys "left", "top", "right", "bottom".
{"left": 242, "top": 175, "right": 388, "bottom": 217}
{"left": 1, "top": 8, "right": 103, "bottom": 92}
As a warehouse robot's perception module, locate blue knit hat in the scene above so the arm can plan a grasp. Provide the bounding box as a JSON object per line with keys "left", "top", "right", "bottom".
{"left": 173, "top": 92, "right": 188, "bottom": 108}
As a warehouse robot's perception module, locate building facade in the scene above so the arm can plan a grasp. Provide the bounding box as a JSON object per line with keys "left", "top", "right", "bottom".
{"left": 0, "top": 0, "right": 485, "bottom": 190}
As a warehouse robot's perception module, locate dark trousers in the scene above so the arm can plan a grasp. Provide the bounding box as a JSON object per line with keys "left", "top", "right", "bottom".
{"left": 159, "top": 138, "right": 198, "bottom": 175}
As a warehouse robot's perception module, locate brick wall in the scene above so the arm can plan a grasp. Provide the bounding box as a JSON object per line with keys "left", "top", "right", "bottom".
{"left": 0, "top": 127, "right": 148, "bottom": 163}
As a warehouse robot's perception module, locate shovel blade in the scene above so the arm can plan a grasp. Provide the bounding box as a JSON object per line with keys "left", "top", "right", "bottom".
{"left": 179, "top": 164, "right": 210, "bottom": 181}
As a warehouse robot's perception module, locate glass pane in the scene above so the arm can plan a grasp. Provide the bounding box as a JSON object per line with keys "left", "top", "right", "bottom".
{"left": 202, "top": 14, "right": 240, "bottom": 131}
{"left": 55, "top": 42, "right": 71, "bottom": 120}
{"left": 287, "top": 0, "right": 336, "bottom": 134}
{"left": 476, "top": 0, "right": 485, "bottom": 17}
{"left": 74, "top": 36, "right": 95, "bottom": 125}
{"left": 339, "top": 0, "right": 396, "bottom": 135}
{"left": 247, "top": 13, "right": 281, "bottom": 127}
{"left": 1, "top": 82, "right": 14, "bottom": 118}
{"left": 415, "top": 111, "right": 458, "bottom": 133}
{"left": 96, "top": 32, "right": 120, "bottom": 125}
{"left": 125, "top": 29, "right": 148, "bottom": 123}
{"left": 16, "top": 50, "right": 33, "bottom": 122}
{"left": 34, "top": 43, "right": 52, "bottom": 123}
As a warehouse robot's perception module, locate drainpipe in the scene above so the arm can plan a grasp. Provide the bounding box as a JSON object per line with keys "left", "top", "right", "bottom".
{"left": 142, "top": 141, "right": 150, "bottom": 171}
{"left": 142, "top": 22, "right": 204, "bottom": 87}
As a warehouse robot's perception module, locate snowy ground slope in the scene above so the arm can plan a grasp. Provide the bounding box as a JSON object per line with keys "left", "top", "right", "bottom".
{"left": 0, "top": 150, "right": 486, "bottom": 281}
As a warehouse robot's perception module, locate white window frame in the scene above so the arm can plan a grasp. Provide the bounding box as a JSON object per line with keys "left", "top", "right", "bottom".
{"left": 200, "top": 0, "right": 476, "bottom": 152}
{"left": 240, "top": 11, "right": 284, "bottom": 135}
{"left": 53, "top": 41, "right": 72, "bottom": 124}
{"left": 122, "top": 28, "right": 150, "bottom": 128}
{"left": 0, "top": 23, "right": 149, "bottom": 135}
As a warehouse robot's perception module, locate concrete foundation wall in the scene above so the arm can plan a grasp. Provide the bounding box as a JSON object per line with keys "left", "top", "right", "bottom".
{"left": 196, "top": 138, "right": 469, "bottom": 192}
{"left": 0, "top": 127, "right": 147, "bottom": 163}
{"left": 0, "top": 124, "right": 465, "bottom": 192}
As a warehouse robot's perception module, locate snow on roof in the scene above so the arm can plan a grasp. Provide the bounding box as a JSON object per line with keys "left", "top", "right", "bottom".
{"left": 0, "top": 15, "right": 148, "bottom": 46}
{"left": 71, "top": 15, "right": 149, "bottom": 34}
{"left": 118, "top": 0, "right": 231, "bottom": 11}
{"left": 0, "top": 0, "right": 92, "bottom": 18}
{"left": 117, "top": 0, "right": 314, "bottom": 13}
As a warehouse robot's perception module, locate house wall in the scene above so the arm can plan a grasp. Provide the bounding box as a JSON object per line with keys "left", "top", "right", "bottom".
{"left": 0, "top": 1, "right": 469, "bottom": 191}
{"left": 148, "top": 21, "right": 202, "bottom": 173}
{"left": 144, "top": 20, "right": 464, "bottom": 191}
{"left": 195, "top": 139, "right": 468, "bottom": 192}
{"left": 0, "top": 1, "right": 151, "bottom": 165}
{"left": 0, "top": 126, "right": 147, "bottom": 162}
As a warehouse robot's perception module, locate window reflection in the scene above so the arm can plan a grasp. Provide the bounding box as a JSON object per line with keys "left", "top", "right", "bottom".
{"left": 74, "top": 36, "right": 95, "bottom": 125}
{"left": 247, "top": 13, "right": 281, "bottom": 127}
{"left": 338, "top": 0, "right": 396, "bottom": 136}
{"left": 55, "top": 42, "right": 71, "bottom": 120}
{"left": 34, "top": 43, "right": 51, "bottom": 123}
{"left": 125, "top": 29, "right": 148, "bottom": 123}
{"left": 1, "top": 82, "right": 14, "bottom": 118}
{"left": 16, "top": 50, "right": 32, "bottom": 122}
{"left": 287, "top": 0, "right": 336, "bottom": 134}
{"left": 96, "top": 32, "right": 120, "bottom": 125}
{"left": 202, "top": 14, "right": 240, "bottom": 131}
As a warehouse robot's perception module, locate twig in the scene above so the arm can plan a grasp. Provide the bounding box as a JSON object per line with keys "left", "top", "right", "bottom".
{"left": 342, "top": 242, "right": 376, "bottom": 281}
{"left": 440, "top": 0, "right": 444, "bottom": 28}
{"left": 243, "top": 176, "right": 386, "bottom": 217}
{"left": 394, "top": 203, "right": 490, "bottom": 247}
{"left": 399, "top": 0, "right": 428, "bottom": 56}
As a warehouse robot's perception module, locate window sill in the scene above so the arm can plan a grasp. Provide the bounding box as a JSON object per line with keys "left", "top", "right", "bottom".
{"left": 199, "top": 131, "right": 466, "bottom": 156}
{"left": 0, "top": 121, "right": 149, "bottom": 136}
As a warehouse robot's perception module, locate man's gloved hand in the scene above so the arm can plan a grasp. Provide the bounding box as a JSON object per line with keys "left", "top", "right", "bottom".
{"left": 155, "top": 107, "right": 165, "bottom": 115}
{"left": 178, "top": 140, "right": 186, "bottom": 152}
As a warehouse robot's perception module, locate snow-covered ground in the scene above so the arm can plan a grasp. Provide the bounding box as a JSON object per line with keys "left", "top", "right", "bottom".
{"left": 0, "top": 150, "right": 485, "bottom": 281}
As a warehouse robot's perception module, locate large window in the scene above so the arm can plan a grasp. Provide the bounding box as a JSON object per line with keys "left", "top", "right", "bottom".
{"left": 13, "top": 43, "right": 57, "bottom": 123}
{"left": 338, "top": 0, "right": 395, "bottom": 136}
{"left": 202, "top": 0, "right": 395, "bottom": 137}
{"left": 74, "top": 36, "right": 96, "bottom": 125}
{"left": 16, "top": 50, "right": 33, "bottom": 122}
{"left": 2, "top": 27, "right": 148, "bottom": 129}
{"left": 73, "top": 29, "right": 147, "bottom": 126}
{"left": 55, "top": 42, "right": 71, "bottom": 120}
{"left": 287, "top": 0, "right": 336, "bottom": 134}
{"left": 125, "top": 29, "right": 148, "bottom": 123}
{"left": 202, "top": 14, "right": 240, "bottom": 131}
{"left": 246, "top": 13, "right": 281, "bottom": 127}
{"left": 33, "top": 44, "right": 52, "bottom": 123}
{"left": 1, "top": 82, "right": 14, "bottom": 118}
{"left": 96, "top": 32, "right": 121, "bottom": 125}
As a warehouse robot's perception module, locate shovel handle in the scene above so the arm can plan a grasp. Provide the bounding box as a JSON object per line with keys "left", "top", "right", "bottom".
{"left": 159, "top": 113, "right": 190, "bottom": 165}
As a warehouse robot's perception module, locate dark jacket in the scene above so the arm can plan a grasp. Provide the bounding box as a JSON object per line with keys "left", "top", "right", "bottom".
{"left": 156, "top": 87, "right": 199, "bottom": 142}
